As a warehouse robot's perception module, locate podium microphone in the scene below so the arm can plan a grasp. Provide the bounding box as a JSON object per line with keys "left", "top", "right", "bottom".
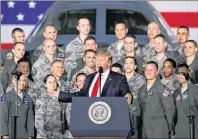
{"left": 98, "top": 66, "right": 103, "bottom": 96}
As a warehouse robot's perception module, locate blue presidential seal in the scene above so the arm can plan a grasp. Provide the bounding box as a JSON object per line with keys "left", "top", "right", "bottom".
{"left": 88, "top": 101, "right": 111, "bottom": 124}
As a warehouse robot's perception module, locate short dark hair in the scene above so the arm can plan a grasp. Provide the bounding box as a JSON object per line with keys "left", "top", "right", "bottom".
{"left": 13, "top": 42, "right": 25, "bottom": 49}
{"left": 146, "top": 61, "right": 158, "bottom": 70}
{"left": 44, "top": 24, "right": 56, "bottom": 32}
{"left": 12, "top": 28, "right": 24, "bottom": 37}
{"left": 177, "top": 26, "right": 189, "bottom": 33}
{"left": 51, "top": 60, "right": 63, "bottom": 67}
{"left": 154, "top": 34, "right": 166, "bottom": 41}
{"left": 164, "top": 58, "right": 177, "bottom": 68}
{"left": 177, "top": 63, "right": 190, "bottom": 70}
{"left": 114, "top": 20, "right": 127, "bottom": 29}
{"left": 84, "top": 36, "right": 96, "bottom": 45}
{"left": 185, "top": 40, "right": 197, "bottom": 48}
{"left": 84, "top": 49, "right": 96, "bottom": 57}
{"left": 76, "top": 73, "right": 87, "bottom": 82}
{"left": 125, "top": 34, "right": 136, "bottom": 41}
{"left": 125, "top": 56, "right": 138, "bottom": 72}
{"left": 111, "top": 63, "right": 123, "bottom": 72}
{"left": 43, "top": 74, "right": 56, "bottom": 84}
{"left": 17, "top": 57, "right": 31, "bottom": 67}
{"left": 77, "top": 16, "right": 90, "bottom": 25}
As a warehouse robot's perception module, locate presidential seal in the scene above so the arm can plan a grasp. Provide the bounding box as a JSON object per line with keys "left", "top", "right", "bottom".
{"left": 88, "top": 101, "right": 111, "bottom": 124}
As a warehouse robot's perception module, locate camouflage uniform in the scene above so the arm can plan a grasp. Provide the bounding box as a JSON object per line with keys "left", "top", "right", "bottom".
{"left": 35, "top": 93, "right": 72, "bottom": 139}
{"left": 141, "top": 43, "right": 173, "bottom": 65}
{"left": 173, "top": 46, "right": 185, "bottom": 57}
{"left": 127, "top": 73, "right": 145, "bottom": 138}
{"left": 32, "top": 53, "right": 64, "bottom": 82}
{"left": 161, "top": 74, "right": 180, "bottom": 94}
{"left": 64, "top": 36, "right": 84, "bottom": 79}
{"left": 107, "top": 42, "right": 126, "bottom": 64}
{"left": 57, "top": 79, "right": 73, "bottom": 93}
{"left": 127, "top": 73, "right": 145, "bottom": 93}
{"left": 149, "top": 55, "right": 167, "bottom": 72}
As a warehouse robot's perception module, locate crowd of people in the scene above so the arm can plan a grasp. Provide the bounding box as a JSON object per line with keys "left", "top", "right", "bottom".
{"left": 0, "top": 16, "right": 198, "bottom": 139}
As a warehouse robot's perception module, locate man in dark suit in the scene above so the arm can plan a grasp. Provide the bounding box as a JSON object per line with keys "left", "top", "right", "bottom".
{"left": 50, "top": 50, "right": 132, "bottom": 104}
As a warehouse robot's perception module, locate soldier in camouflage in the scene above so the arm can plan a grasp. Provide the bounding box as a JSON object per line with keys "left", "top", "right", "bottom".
{"left": 117, "top": 34, "right": 144, "bottom": 74}
{"left": 32, "top": 25, "right": 67, "bottom": 64}
{"left": 124, "top": 56, "right": 145, "bottom": 138}
{"left": 35, "top": 74, "right": 72, "bottom": 139}
{"left": 174, "top": 26, "right": 190, "bottom": 56}
{"left": 64, "top": 17, "right": 91, "bottom": 73}
{"left": 161, "top": 58, "right": 180, "bottom": 94}
{"left": 107, "top": 21, "right": 128, "bottom": 64}
{"left": 142, "top": 22, "right": 173, "bottom": 64}
{"left": 51, "top": 60, "right": 72, "bottom": 92}
{"left": 32, "top": 38, "right": 65, "bottom": 82}
{"left": 70, "top": 49, "right": 96, "bottom": 88}
{"left": 149, "top": 34, "right": 184, "bottom": 73}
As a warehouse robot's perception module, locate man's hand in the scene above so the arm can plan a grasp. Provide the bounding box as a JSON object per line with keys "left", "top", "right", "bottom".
{"left": 48, "top": 90, "right": 60, "bottom": 98}
{"left": 125, "top": 93, "right": 132, "bottom": 104}
{"left": 2, "top": 136, "right": 9, "bottom": 139}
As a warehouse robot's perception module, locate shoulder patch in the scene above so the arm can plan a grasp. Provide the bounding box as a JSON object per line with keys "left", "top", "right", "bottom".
{"left": 6, "top": 53, "right": 13, "bottom": 59}
{"left": 1, "top": 96, "right": 6, "bottom": 103}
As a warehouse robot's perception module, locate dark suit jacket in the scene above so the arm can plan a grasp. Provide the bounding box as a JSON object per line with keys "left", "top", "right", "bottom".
{"left": 58, "top": 71, "right": 130, "bottom": 103}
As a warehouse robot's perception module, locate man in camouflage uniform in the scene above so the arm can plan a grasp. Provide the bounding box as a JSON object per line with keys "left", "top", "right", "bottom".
{"left": 161, "top": 58, "right": 180, "bottom": 94}
{"left": 51, "top": 60, "right": 72, "bottom": 92}
{"left": 174, "top": 26, "right": 190, "bottom": 56}
{"left": 67, "top": 36, "right": 98, "bottom": 80}
{"left": 107, "top": 21, "right": 128, "bottom": 64}
{"left": 32, "top": 38, "right": 65, "bottom": 82}
{"left": 137, "top": 61, "right": 175, "bottom": 138}
{"left": 29, "top": 25, "right": 67, "bottom": 64}
{"left": 70, "top": 49, "right": 96, "bottom": 87}
{"left": 64, "top": 17, "right": 91, "bottom": 73}
{"left": 142, "top": 22, "right": 173, "bottom": 64}
{"left": 149, "top": 34, "right": 184, "bottom": 72}
{"left": 117, "top": 34, "right": 144, "bottom": 74}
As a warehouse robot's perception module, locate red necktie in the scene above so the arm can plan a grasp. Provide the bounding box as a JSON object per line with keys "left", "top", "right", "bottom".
{"left": 91, "top": 75, "right": 100, "bottom": 97}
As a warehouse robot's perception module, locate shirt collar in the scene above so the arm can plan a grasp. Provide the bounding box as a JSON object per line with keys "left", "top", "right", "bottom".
{"left": 101, "top": 69, "right": 110, "bottom": 78}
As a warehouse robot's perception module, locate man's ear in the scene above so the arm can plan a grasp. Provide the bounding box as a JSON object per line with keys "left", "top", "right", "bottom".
{"left": 12, "top": 48, "right": 15, "bottom": 54}
{"left": 126, "top": 28, "right": 128, "bottom": 34}
{"left": 43, "top": 32, "right": 46, "bottom": 38}
{"left": 76, "top": 25, "right": 79, "bottom": 31}
{"left": 83, "top": 56, "right": 86, "bottom": 62}
{"left": 95, "top": 44, "right": 98, "bottom": 49}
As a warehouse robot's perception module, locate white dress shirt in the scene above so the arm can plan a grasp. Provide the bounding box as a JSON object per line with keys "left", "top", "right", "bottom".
{"left": 89, "top": 69, "right": 110, "bottom": 97}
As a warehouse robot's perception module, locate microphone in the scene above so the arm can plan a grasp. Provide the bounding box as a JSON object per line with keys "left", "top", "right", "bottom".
{"left": 98, "top": 66, "right": 103, "bottom": 73}
{"left": 98, "top": 66, "right": 103, "bottom": 96}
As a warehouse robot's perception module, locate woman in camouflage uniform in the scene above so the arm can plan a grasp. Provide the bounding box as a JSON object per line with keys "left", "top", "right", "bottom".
{"left": 35, "top": 74, "right": 72, "bottom": 139}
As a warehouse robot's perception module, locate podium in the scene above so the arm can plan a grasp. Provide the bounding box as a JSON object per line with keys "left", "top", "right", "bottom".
{"left": 70, "top": 97, "right": 131, "bottom": 139}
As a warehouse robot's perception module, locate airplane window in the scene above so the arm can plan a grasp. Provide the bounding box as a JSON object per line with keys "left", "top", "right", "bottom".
{"left": 106, "top": 9, "right": 149, "bottom": 35}
{"left": 57, "top": 9, "right": 96, "bottom": 34}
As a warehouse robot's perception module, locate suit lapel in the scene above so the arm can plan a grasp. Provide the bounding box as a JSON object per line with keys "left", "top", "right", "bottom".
{"left": 85, "top": 72, "right": 97, "bottom": 96}
{"left": 101, "top": 72, "right": 112, "bottom": 96}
